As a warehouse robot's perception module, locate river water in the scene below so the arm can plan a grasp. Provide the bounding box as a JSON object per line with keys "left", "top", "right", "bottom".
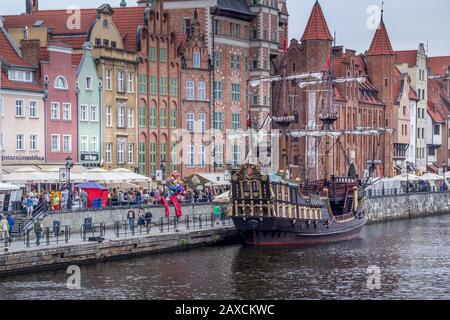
{"left": 1, "top": 215, "right": 449, "bottom": 300}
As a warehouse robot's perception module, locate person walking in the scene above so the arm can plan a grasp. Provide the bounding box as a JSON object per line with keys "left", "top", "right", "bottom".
{"left": 6, "top": 214, "right": 14, "bottom": 241}
{"left": 145, "top": 210, "right": 153, "bottom": 227}
{"left": 26, "top": 195, "right": 34, "bottom": 219}
{"left": 0, "top": 214, "right": 9, "bottom": 242}
{"left": 138, "top": 208, "right": 146, "bottom": 229}
{"left": 34, "top": 222, "right": 43, "bottom": 246}
{"left": 213, "top": 205, "right": 222, "bottom": 225}
{"left": 127, "top": 209, "right": 136, "bottom": 231}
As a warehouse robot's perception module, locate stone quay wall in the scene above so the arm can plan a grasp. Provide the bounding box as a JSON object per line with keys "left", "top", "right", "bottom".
{"left": 0, "top": 227, "right": 239, "bottom": 276}
{"left": 40, "top": 203, "right": 215, "bottom": 232}
{"left": 364, "top": 192, "right": 450, "bottom": 223}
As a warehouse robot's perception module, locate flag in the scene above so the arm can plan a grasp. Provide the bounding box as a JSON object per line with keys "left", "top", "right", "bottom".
{"left": 282, "top": 32, "right": 288, "bottom": 54}
{"left": 323, "top": 55, "right": 331, "bottom": 72}
{"left": 246, "top": 112, "right": 252, "bottom": 129}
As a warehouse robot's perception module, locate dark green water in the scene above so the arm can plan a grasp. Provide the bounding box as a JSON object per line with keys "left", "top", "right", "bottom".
{"left": 1, "top": 215, "right": 449, "bottom": 300}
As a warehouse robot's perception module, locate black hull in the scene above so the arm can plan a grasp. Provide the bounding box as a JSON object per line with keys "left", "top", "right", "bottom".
{"left": 232, "top": 216, "right": 367, "bottom": 247}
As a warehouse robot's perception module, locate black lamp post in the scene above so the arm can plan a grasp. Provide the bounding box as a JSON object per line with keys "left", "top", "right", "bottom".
{"left": 65, "top": 156, "right": 74, "bottom": 210}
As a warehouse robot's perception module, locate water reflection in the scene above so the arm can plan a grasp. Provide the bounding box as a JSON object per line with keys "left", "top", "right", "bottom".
{"left": 0, "top": 215, "right": 449, "bottom": 300}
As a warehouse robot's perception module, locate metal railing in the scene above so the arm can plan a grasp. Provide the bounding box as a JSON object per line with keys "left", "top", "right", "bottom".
{"left": 80, "top": 222, "right": 106, "bottom": 242}
{"left": 365, "top": 188, "right": 450, "bottom": 198}
{"left": 21, "top": 225, "right": 72, "bottom": 248}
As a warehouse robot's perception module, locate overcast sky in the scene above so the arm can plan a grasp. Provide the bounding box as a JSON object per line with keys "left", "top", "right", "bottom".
{"left": 1, "top": 0, "right": 449, "bottom": 56}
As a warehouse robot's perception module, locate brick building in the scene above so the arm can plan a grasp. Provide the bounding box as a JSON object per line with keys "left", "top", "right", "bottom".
{"left": 165, "top": 0, "right": 288, "bottom": 172}
{"left": 273, "top": 1, "right": 396, "bottom": 180}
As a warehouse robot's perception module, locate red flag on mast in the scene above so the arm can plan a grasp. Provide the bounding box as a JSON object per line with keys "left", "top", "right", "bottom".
{"left": 282, "top": 32, "right": 288, "bottom": 54}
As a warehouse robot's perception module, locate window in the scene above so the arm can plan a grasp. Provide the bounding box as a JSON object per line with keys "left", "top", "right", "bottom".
{"left": 30, "top": 134, "right": 38, "bottom": 151}
{"left": 139, "top": 142, "right": 147, "bottom": 175}
{"left": 232, "top": 113, "right": 241, "bottom": 130}
{"left": 63, "top": 103, "right": 71, "bottom": 120}
{"left": 105, "top": 143, "right": 112, "bottom": 163}
{"left": 105, "top": 69, "right": 112, "bottom": 90}
{"left": 149, "top": 48, "right": 157, "bottom": 61}
{"left": 117, "top": 105, "right": 125, "bottom": 128}
{"left": 138, "top": 107, "right": 146, "bottom": 128}
{"left": 232, "top": 145, "right": 241, "bottom": 167}
{"left": 187, "top": 144, "right": 194, "bottom": 168}
{"left": 184, "top": 18, "right": 191, "bottom": 35}
{"left": 232, "top": 83, "right": 241, "bottom": 102}
{"left": 187, "top": 113, "right": 195, "bottom": 132}
{"left": 90, "top": 105, "right": 98, "bottom": 122}
{"left": 105, "top": 105, "right": 112, "bottom": 127}
{"left": 215, "top": 144, "right": 223, "bottom": 168}
{"left": 434, "top": 125, "right": 441, "bottom": 135}
{"left": 199, "top": 145, "right": 206, "bottom": 167}
{"left": 214, "top": 51, "right": 221, "bottom": 68}
{"left": 160, "top": 48, "right": 167, "bottom": 63}
{"left": 160, "top": 143, "right": 167, "bottom": 162}
{"left": 16, "top": 134, "right": 24, "bottom": 151}
{"left": 150, "top": 107, "right": 157, "bottom": 128}
{"left": 214, "top": 81, "right": 223, "bottom": 100}
{"left": 150, "top": 76, "right": 157, "bottom": 95}
{"left": 160, "top": 77, "right": 168, "bottom": 96}
{"left": 117, "top": 140, "right": 125, "bottom": 164}
{"left": 54, "top": 76, "right": 68, "bottom": 89}
{"left": 111, "top": 41, "right": 117, "bottom": 49}
{"left": 80, "top": 105, "right": 88, "bottom": 121}
{"left": 51, "top": 103, "right": 60, "bottom": 120}
{"left": 29, "top": 100, "right": 38, "bottom": 118}
{"left": 9, "top": 69, "right": 33, "bottom": 82}
{"left": 63, "top": 135, "right": 72, "bottom": 152}
{"left": 214, "top": 112, "right": 223, "bottom": 130}
{"left": 138, "top": 75, "right": 146, "bottom": 94}
{"left": 170, "top": 78, "right": 178, "bottom": 97}
{"left": 160, "top": 109, "right": 167, "bottom": 128}
{"left": 193, "top": 52, "right": 201, "bottom": 68}
{"left": 199, "top": 112, "right": 206, "bottom": 133}
{"left": 80, "top": 136, "right": 88, "bottom": 152}
{"left": 198, "top": 81, "right": 206, "bottom": 101}
{"left": 117, "top": 70, "right": 125, "bottom": 92}
{"left": 214, "top": 20, "right": 220, "bottom": 35}
{"left": 150, "top": 142, "right": 157, "bottom": 176}
{"left": 51, "top": 135, "right": 60, "bottom": 152}
{"left": 127, "top": 108, "right": 134, "bottom": 128}
{"left": 170, "top": 109, "right": 177, "bottom": 128}
{"left": 85, "top": 76, "right": 92, "bottom": 90}
{"left": 103, "top": 39, "right": 109, "bottom": 47}
{"left": 186, "top": 80, "right": 195, "bottom": 100}
{"left": 128, "top": 144, "right": 134, "bottom": 164}
{"left": 16, "top": 100, "right": 24, "bottom": 117}
{"left": 127, "top": 73, "right": 133, "bottom": 93}
{"left": 171, "top": 142, "right": 177, "bottom": 172}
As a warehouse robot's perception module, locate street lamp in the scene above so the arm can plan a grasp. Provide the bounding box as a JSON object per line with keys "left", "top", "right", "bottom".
{"left": 65, "top": 156, "right": 74, "bottom": 210}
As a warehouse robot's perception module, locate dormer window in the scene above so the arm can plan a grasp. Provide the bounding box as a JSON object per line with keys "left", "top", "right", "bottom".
{"left": 54, "top": 76, "right": 68, "bottom": 89}
{"left": 8, "top": 69, "right": 33, "bottom": 83}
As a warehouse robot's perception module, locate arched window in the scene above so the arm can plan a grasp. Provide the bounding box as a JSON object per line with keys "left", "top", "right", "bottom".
{"left": 54, "top": 76, "right": 68, "bottom": 90}
{"left": 103, "top": 19, "right": 109, "bottom": 28}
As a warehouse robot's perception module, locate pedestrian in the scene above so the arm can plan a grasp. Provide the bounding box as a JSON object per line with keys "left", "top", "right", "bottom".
{"left": 145, "top": 210, "right": 153, "bottom": 227}
{"left": 6, "top": 214, "right": 14, "bottom": 240}
{"left": 26, "top": 195, "right": 34, "bottom": 219}
{"left": 127, "top": 208, "right": 136, "bottom": 231}
{"left": 138, "top": 208, "right": 145, "bottom": 228}
{"left": 213, "top": 205, "right": 222, "bottom": 225}
{"left": 0, "top": 214, "right": 9, "bottom": 241}
{"left": 33, "top": 221, "right": 43, "bottom": 246}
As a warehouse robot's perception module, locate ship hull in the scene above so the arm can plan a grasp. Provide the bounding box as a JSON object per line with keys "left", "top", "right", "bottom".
{"left": 232, "top": 216, "right": 367, "bottom": 247}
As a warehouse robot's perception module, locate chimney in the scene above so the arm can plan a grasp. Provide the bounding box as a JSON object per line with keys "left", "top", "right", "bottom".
{"left": 26, "top": 0, "right": 39, "bottom": 14}
{"left": 21, "top": 39, "right": 41, "bottom": 66}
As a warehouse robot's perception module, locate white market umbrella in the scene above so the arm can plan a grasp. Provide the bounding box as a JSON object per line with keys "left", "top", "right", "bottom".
{"left": 0, "top": 183, "right": 21, "bottom": 191}
{"left": 391, "top": 174, "right": 420, "bottom": 182}
{"left": 81, "top": 168, "right": 126, "bottom": 184}
{"left": 111, "top": 168, "right": 152, "bottom": 183}
{"left": 213, "top": 191, "right": 231, "bottom": 203}
{"left": 420, "top": 173, "right": 445, "bottom": 181}
{"left": 1, "top": 167, "right": 44, "bottom": 184}
{"left": 42, "top": 167, "right": 87, "bottom": 183}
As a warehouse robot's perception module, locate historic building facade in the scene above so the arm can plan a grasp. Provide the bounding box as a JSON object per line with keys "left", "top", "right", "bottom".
{"left": 273, "top": 1, "right": 395, "bottom": 180}
{"left": 0, "top": 18, "right": 45, "bottom": 169}
{"left": 76, "top": 43, "right": 102, "bottom": 168}
{"left": 41, "top": 42, "right": 78, "bottom": 164}
{"left": 395, "top": 44, "right": 429, "bottom": 172}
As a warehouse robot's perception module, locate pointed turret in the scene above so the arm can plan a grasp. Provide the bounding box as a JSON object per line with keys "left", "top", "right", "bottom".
{"left": 367, "top": 11, "right": 394, "bottom": 56}
{"left": 301, "top": 0, "right": 333, "bottom": 42}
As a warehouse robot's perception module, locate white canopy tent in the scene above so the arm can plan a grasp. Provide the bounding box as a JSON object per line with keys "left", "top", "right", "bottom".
{"left": 213, "top": 190, "right": 231, "bottom": 203}
{"left": 420, "top": 173, "right": 445, "bottom": 181}
{"left": 1, "top": 167, "right": 46, "bottom": 184}
{"left": 111, "top": 168, "right": 152, "bottom": 183}
{"left": 0, "top": 183, "right": 21, "bottom": 191}
{"left": 391, "top": 174, "right": 421, "bottom": 182}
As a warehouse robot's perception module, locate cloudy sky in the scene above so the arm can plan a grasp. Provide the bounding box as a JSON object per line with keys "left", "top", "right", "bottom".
{"left": 1, "top": 0, "right": 449, "bottom": 56}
